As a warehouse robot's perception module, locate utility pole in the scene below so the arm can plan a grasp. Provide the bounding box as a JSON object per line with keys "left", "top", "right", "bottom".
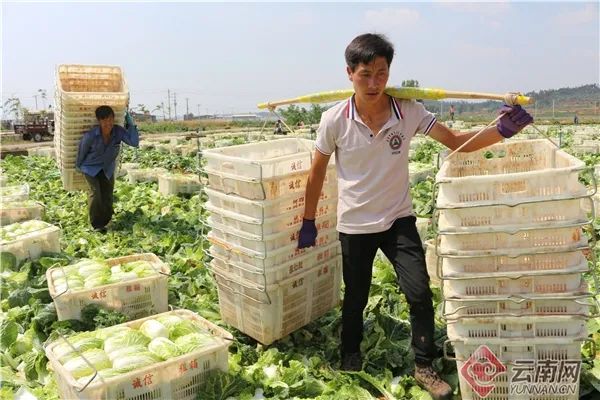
{"left": 161, "top": 101, "right": 165, "bottom": 120}
{"left": 174, "top": 93, "right": 178, "bottom": 120}
{"left": 167, "top": 90, "right": 172, "bottom": 120}
{"left": 33, "top": 95, "right": 38, "bottom": 110}
{"left": 552, "top": 99, "right": 555, "bottom": 119}
{"left": 186, "top": 98, "right": 189, "bottom": 116}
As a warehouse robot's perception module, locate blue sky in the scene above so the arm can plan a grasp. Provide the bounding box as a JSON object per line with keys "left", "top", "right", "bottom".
{"left": 2, "top": 1, "right": 598, "bottom": 117}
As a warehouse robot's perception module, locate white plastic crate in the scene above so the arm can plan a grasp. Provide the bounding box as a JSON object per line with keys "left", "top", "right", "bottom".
{"left": 60, "top": 168, "right": 89, "bottom": 192}
{"left": 0, "top": 184, "right": 30, "bottom": 202}
{"left": 27, "top": 146, "right": 56, "bottom": 158}
{"left": 0, "top": 201, "right": 45, "bottom": 225}
{"left": 127, "top": 168, "right": 168, "bottom": 184}
{"left": 443, "top": 293, "right": 593, "bottom": 320}
{"left": 442, "top": 272, "right": 584, "bottom": 297}
{"left": 47, "top": 253, "right": 170, "bottom": 321}
{"left": 207, "top": 214, "right": 337, "bottom": 256}
{"left": 117, "top": 162, "right": 140, "bottom": 178}
{"left": 204, "top": 185, "right": 337, "bottom": 220}
{"left": 446, "top": 315, "right": 587, "bottom": 340}
{"left": 437, "top": 225, "right": 586, "bottom": 256}
{"left": 201, "top": 138, "right": 313, "bottom": 180}
{"left": 213, "top": 256, "right": 342, "bottom": 344}
{"left": 436, "top": 140, "right": 587, "bottom": 208}
{"left": 208, "top": 229, "right": 339, "bottom": 269}
{"left": 206, "top": 197, "right": 336, "bottom": 237}
{"left": 424, "top": 240, "right": 440, "bottom": 287}
{"left": 439, "top": 250, "right": 587, "bottom": 279}
{"left": 451, "top": 338, "right": 584, "bottom": 400}
{"left": 0, "top": 222, "right": 60, "bottom": 263}
{"left": 205, "top": 165, "right": 336, "bottom": 201}
{"left": 45, "top": 309, "right": 232, "bottom": 400}
{"left": 55, "top": 64, "right": 129, "bottom": 106}
{"left": 416, "top": 217, "right": 430, "bottom": 241}
{"left": 409, "top": 163, "right": 435, "bottom": 184}
{"left": 209, "top": 241, "right": 340, "bottom": 285}
{"left": 57, "top": 64, "right": 124, "bottom": 92}
{"left": 436, "top": 198, "right": 589, "bottom": 233}
{"left": 158, "top": 174, "right": 201, "bottom": 195}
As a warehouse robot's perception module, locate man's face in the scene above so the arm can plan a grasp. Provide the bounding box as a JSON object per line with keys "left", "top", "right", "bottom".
{"left": 347, "top": 56, "right": 390, "bottom": 104}
{"left": 98, "top": 115, "right": 115, "bottom": 134}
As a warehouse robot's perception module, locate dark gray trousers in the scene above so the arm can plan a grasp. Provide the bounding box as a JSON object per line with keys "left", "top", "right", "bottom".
{"left": 84, "top": 170, "right": 114, "bottom": 229}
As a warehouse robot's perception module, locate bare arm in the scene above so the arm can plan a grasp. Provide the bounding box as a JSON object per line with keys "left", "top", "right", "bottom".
{"left": 428, "top": 122, "right": 503, "bottom": 152}
{"left": 303, "top": 149, "right": 331, "bottom": 219}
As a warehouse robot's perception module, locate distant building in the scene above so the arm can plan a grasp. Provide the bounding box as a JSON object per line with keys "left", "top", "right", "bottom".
{"left": 131, "top": 112, "right": 157, "bottom": 122}
{"left": 231, "top": 114, "right": 258, "bottom": 121}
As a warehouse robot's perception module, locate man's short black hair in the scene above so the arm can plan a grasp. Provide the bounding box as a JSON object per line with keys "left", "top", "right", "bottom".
{"left": 345, "top": 33, "right": 394, "bottom": 71}
{"left": 95, "top": 105, "right": 115, "bottom": 120}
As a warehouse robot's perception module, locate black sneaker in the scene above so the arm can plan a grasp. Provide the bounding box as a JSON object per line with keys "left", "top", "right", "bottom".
{"left": 340, "top": 352, "right": 362, "bottom": 371}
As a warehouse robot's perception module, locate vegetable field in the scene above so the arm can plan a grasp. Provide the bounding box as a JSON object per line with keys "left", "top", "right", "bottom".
{"left": 1, "top": 126, "right": 599, "bottom": 399}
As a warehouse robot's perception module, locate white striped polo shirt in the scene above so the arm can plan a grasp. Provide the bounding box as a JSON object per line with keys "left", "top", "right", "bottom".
{"left": 316, "top": 95, "right": 436, "bottom": 234}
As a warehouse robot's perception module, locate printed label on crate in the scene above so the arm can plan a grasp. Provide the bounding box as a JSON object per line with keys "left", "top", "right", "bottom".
{"left": 459, "top": 345, "right": 581, "bottom": 398}
{"left": 89, "top": 289, "right": 108, "bottom": 300}
{"left": 288, "top": 159, "right": 306, "bottom": 172}
{"left": 130, "top": 372, "right": 156, "bottom": 390}
{"left": 178, "top": 358, "right": 202, "bottom": 376}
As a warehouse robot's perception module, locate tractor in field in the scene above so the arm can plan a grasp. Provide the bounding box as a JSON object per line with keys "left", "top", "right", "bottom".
{"left": 13, "top": 112, "right": 55, "bottom": 142}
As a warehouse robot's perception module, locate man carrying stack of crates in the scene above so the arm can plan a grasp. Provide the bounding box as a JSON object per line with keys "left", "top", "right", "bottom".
{"left": 297, "top": 33, "right": 533, "bottom": 399}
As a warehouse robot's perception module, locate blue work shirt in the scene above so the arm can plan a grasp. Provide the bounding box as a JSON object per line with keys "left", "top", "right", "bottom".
{"left": 76, "top": 124, "right": 139, "bottom": 179}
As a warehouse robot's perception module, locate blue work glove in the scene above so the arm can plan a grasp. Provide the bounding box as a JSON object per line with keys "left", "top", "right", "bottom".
{"left": 298, "top": 219, "right": 317, "bottom": 249}
{"left": 496, "top": 105, "right": 533, "bottom": 138}
{"left": 125, "top": 111, "right": 135, "bottom": 129}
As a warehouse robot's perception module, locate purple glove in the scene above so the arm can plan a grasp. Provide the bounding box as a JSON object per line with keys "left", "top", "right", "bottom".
{"left": 496, "top": 105, "right": 533, "bottom": 138}
{"left": 298, "top": 219, "right": 317, "bottom": 249}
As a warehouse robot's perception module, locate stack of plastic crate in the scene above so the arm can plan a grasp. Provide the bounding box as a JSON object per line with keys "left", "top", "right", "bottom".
{"left": 434, "top": 139, "right": 596, "bottom": 399}
{"left": 54, "top": 64, "right": 129, "bottom": 191}
{"left": 202, "top": 138, "right": 342, "bottom": 344}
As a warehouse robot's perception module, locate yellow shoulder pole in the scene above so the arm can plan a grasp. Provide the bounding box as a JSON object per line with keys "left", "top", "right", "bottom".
{"left": 258, "top": 87, "right": 533, "bottom": 109}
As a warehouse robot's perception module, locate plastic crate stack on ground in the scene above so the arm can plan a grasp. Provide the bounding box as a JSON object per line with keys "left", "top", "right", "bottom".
{"left": 434, "top": 139, "right": 598, "bottom": 400}
{"left": 201, "top": 138, "right": 342, "bottom": 345}
{"left": 54, "top": 64, "right": 129, "bottom": 191}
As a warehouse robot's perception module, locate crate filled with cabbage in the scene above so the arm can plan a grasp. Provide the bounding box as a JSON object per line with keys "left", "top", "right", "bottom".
{"left": 45, "top": 309, "right": 233, "bottom": 400}
{"left": 0, "top": 220, "right": 60, "bottom": 263}
{"left": 0, "top": 183, "right": 30, "bottom": 202}
{"left": 47, "top": 253, "right": 169, "bottom": 321}
{"left": 0, "top": 199, "right": 45, "bottom": 225}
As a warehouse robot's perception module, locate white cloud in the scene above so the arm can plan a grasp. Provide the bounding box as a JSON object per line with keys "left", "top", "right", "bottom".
{"left": 551, "top": 3, "right": 598, "bottom": 27}
{"left": 437, "top": 1, "right": 510, "bottom": 17}
{"left": 455, "top": 42, "right": 511, "bottom": 59}
{"left": 364, "top": 8, "right": 420, "bottom": 30}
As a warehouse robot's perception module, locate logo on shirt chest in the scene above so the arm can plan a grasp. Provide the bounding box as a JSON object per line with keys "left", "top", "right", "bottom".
{"left": 385, "top": 130, "right": 406, "bottom": 154}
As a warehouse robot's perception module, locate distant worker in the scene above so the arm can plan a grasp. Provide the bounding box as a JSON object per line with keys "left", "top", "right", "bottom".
{"left": 574, "top": 113, "right": 579, "bottom": 124}
{"left": 274, "top": 119, "right": 285, "bottom": 135}
{"left": 449, "top": 104, "right": 455, "bottom": 121}
{"left": 76, "top": 106, "right": 139, "bottom": 233}
{"left": 298, "top": 120, "right": 305, "bottom": 127}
